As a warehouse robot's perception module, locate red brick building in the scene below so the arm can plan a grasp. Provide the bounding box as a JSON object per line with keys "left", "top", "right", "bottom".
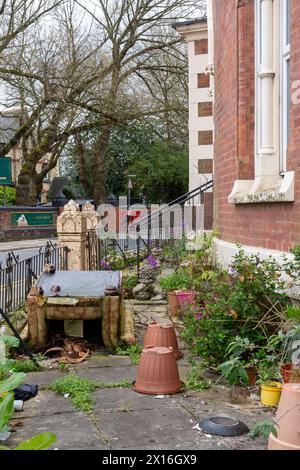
{"left": 211, "top": 0, "right": 300, "bottom": 263}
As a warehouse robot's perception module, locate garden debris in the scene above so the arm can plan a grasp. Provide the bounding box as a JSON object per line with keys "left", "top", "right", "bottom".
{"left": 13, "top": 400, "right": 24, "bottom": 411}
{"left": 14, "top": 384, "right": 38, "bottom": 401}
{"left": 44, "top": 339, "right": 90, "bottom": 364}
{"left": 10, "top": 421, "right": 23, "bottom": 428}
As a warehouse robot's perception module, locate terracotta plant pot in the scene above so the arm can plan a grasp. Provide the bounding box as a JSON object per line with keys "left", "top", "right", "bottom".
{"left": 167, "top": 291, "right": 181, "bottom": 316}
{"left": 260, "top": 381, "right": 282, "bottom": 407}
{"left": 133, "top": 346, "right": 182, "bottom": 395}
{"left": 280, "top": 363, "right": 293, "bottom": 384}
{"left": 144, "top": 322, "right": 183, "bottom": 360}
{"left": 280, "top": 363, "right": 300, "bottom": 384}
{"left": 175, "top": 290, "right": 195, "bottom": 307}
{"left": 246, "top": 367, "right": 257, "bottom": 386}
{"left": 268, "top": 383, "right": 300, "bottom": 450}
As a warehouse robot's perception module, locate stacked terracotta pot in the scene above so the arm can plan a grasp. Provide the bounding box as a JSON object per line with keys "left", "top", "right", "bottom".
{"left": 133, "top": 322, "right": 183, "bottom": 395}
{"left": 143, "top": 322, "right": 183, "bottom": 360}
{"left": 268, "top": 383, "right": 300, "bottom": 450}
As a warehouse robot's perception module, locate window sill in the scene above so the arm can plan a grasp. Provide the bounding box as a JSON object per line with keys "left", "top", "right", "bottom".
{"left": 228, "top": 171, "right": 294, "bottom": 204}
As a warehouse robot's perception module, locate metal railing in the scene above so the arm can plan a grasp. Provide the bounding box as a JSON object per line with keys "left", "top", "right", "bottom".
{"left": 86, "top": 180, "right": 213, "bottom": 275}
{"left": 130, "top": 179, "right": 213, "bottom": 232}
{"left": 0, "top": 242, "right": 69, "bottom": 315}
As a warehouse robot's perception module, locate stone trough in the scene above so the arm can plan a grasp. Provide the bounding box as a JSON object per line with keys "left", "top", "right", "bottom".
{"left": 26, "top": 270, "right": 135, "bottom": 351}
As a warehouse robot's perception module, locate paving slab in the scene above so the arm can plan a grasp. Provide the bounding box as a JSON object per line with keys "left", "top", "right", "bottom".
{"left": 25, "top": 369, "right": 67, "bottom": 388}
{"left": 8, "top": 409, "right": 108, "bottom": 450}
{"left": 92, "top": 388, "right": 181, "bottom": 412}
{"left": 11, "top": 391, "right": 75, "bottom": 419}
{"left": 76, "top": 365, "right": 137, "bottom": 383}
{"left": 82, "top": 354, "right": 132, "bottom": 369}
{"left": 94, "top": 405, "right": 228, "bottom": 450}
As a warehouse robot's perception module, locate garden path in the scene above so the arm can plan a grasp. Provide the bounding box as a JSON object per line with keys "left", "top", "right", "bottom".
{"left": 7, "top": 300, "right": 273, "bottom": 450}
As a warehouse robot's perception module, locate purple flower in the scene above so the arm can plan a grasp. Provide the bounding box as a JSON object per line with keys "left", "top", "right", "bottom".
{"left": 100, "top": 259, "right": 111, "bottom": 270}
{"left": 228, "top": 266, "right": 238, "bottom": 276}
{"left": 147, "top": 255, "right": 158, "bottom": 269}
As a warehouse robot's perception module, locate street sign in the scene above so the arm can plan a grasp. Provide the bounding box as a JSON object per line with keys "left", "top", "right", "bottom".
{"left": 11, "top": 212, "right": 54, "bottom": 227}
{"left": 0, "top": 157, "right": 12, "bottom": 185}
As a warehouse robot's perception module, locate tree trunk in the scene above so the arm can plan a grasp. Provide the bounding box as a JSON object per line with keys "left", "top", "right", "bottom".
{"left": 92, "top": 124, "right": 113, "bottom": 206}
{"left": 30, "top": 174, "right": 44, "bottom": 204}
{"left": 16, "top": 162, "right": 37, "bottom": 205}
{"left": 76, "top": 134, "right": 93, "bottom": 198}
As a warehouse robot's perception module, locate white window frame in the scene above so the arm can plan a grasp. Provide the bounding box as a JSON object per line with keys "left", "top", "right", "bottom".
{"left": 229, "top": 0, "right": 294, "bottom": 203}
{"left": 280, "top": 0, "right": 291, "bottom": 174}
{"left": 255, "top": 0, "right": 263, "bottom": 157}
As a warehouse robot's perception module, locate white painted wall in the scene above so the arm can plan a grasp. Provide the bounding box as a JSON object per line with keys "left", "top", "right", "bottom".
{"left": 175, "top": 21, "right": 213, "bottom": 203}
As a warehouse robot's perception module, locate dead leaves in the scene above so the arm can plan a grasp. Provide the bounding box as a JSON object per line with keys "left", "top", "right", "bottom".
{"left": 229, "top": 309, "right": 238, "bottom": 319}
{"left": 44, "top": 339, "right": 90, "bottom": 364}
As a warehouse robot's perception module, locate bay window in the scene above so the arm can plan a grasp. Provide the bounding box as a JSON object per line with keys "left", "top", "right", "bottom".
{"left": 229, "top": 0, "right": 294, "bottom": 203}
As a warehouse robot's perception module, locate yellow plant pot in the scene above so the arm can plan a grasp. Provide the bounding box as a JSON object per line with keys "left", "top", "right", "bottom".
{"left": 261, "top": 381, "right": 282, "bottom": 407}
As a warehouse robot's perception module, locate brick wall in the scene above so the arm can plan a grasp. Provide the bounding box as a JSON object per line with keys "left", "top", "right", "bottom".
{"left": 0, "top": 207, "right": 58, "bottom": 242}
{"left": 213, "top": 0, "right": 300, "bottom": 252}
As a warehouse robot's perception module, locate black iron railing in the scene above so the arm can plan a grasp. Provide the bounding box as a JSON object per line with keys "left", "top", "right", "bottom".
{"left": 0, "top": 242, "right": 69, "bottom": 315}
{"left": 86, "top": 180, "right": 213, "bottom": 275}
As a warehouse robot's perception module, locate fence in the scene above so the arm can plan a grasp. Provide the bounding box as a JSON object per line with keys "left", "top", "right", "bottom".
{"left": 86, "top": 228, "right": 176, "bottom": 274}
{"left": 0, "top": 242, "right": 69, "bottom": 315}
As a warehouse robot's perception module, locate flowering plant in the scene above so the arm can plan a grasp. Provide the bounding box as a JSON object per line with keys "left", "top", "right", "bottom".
{"left": 146, "top": 255, "right": 158, "bottom": 269}
{"left": 100, "top": 259, "right": 111, "bottom": 270}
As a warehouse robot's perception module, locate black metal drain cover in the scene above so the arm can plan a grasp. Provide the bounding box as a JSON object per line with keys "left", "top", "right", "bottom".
{"left": 199, "top": 416, "right": 249, "bottom": 437}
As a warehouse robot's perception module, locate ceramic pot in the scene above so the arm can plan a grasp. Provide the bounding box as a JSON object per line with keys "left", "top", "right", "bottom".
{"left": 268, "top": 383, "right": 300, "bottom": 450}
{"left": 260, "top": 381, "right": 282, "bottom": 407}
{"left": 246, "top": 367, "right": 257, "bottom": 386}
{"left": 175, "top": 290, "right": 195, "bottom": 307}
{"left": 175, "top": 290, "right": 195, "bottom": 306}
{"left": 167, "top": 291, "right": 181, "bottom": 316}
{"left": 144, "top": 322, "right": 183, "bottom": 360}
{"left": 104, "top": 285, "right": 119, "bottom": 296}
{"left": 133, "top": 346, "right": 182, "bottom": 395}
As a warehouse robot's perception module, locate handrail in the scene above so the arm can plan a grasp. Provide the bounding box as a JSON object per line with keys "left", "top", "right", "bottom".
{"left": 131, "top": 179, "right": 213, "bottom": 229}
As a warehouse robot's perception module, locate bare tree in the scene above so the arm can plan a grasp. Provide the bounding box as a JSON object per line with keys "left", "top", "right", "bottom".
{"left": 0, "top": 0, "right": 206, "bottom": 205}
{"left": 0, "top": 0, "right": 64, "bottom": 56}
{"left": 71, "top": 0, "right": 205, "bottom": 205}
{"left": 0, "top": 2, "right": 111, "bottom": 204}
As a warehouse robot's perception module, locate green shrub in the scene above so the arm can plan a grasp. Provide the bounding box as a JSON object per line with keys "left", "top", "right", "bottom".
{"left": 0, "top": 186, "right": 16, "bottom": 205}
{"left": 162, "top": 240, "right": 187, "bottom": 267}
{"left": 181, "top": 249, "right": 288, "bottom": 366}
{"left": 123, "top": 275, "right": 138, "bottom": 294}
{"left": 286, "top": 305, "right": 300, "bottom": 321}
{"left": 159, "top": 270, "right": 190, "bottom": 291}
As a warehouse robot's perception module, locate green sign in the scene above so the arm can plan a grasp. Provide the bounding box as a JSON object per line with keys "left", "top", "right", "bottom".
{"left": 0, "top": 157, "right": 12, "bottom": 185}
{"left": 11, "top": 212, "right": 54, "bottom": 227}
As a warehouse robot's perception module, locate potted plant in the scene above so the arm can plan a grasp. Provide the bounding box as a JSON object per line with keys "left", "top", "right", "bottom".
{"left": 257, "top": 361, "right": 282, "bottom": 407}
{"left": 159, "top": 270, "right": 190, "bottom": 316}
{"left": 266, "top": 326, "right": 300, "bottom": 384}
{"left": 279, "top": 325, "right": 300, "bottom": 383}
